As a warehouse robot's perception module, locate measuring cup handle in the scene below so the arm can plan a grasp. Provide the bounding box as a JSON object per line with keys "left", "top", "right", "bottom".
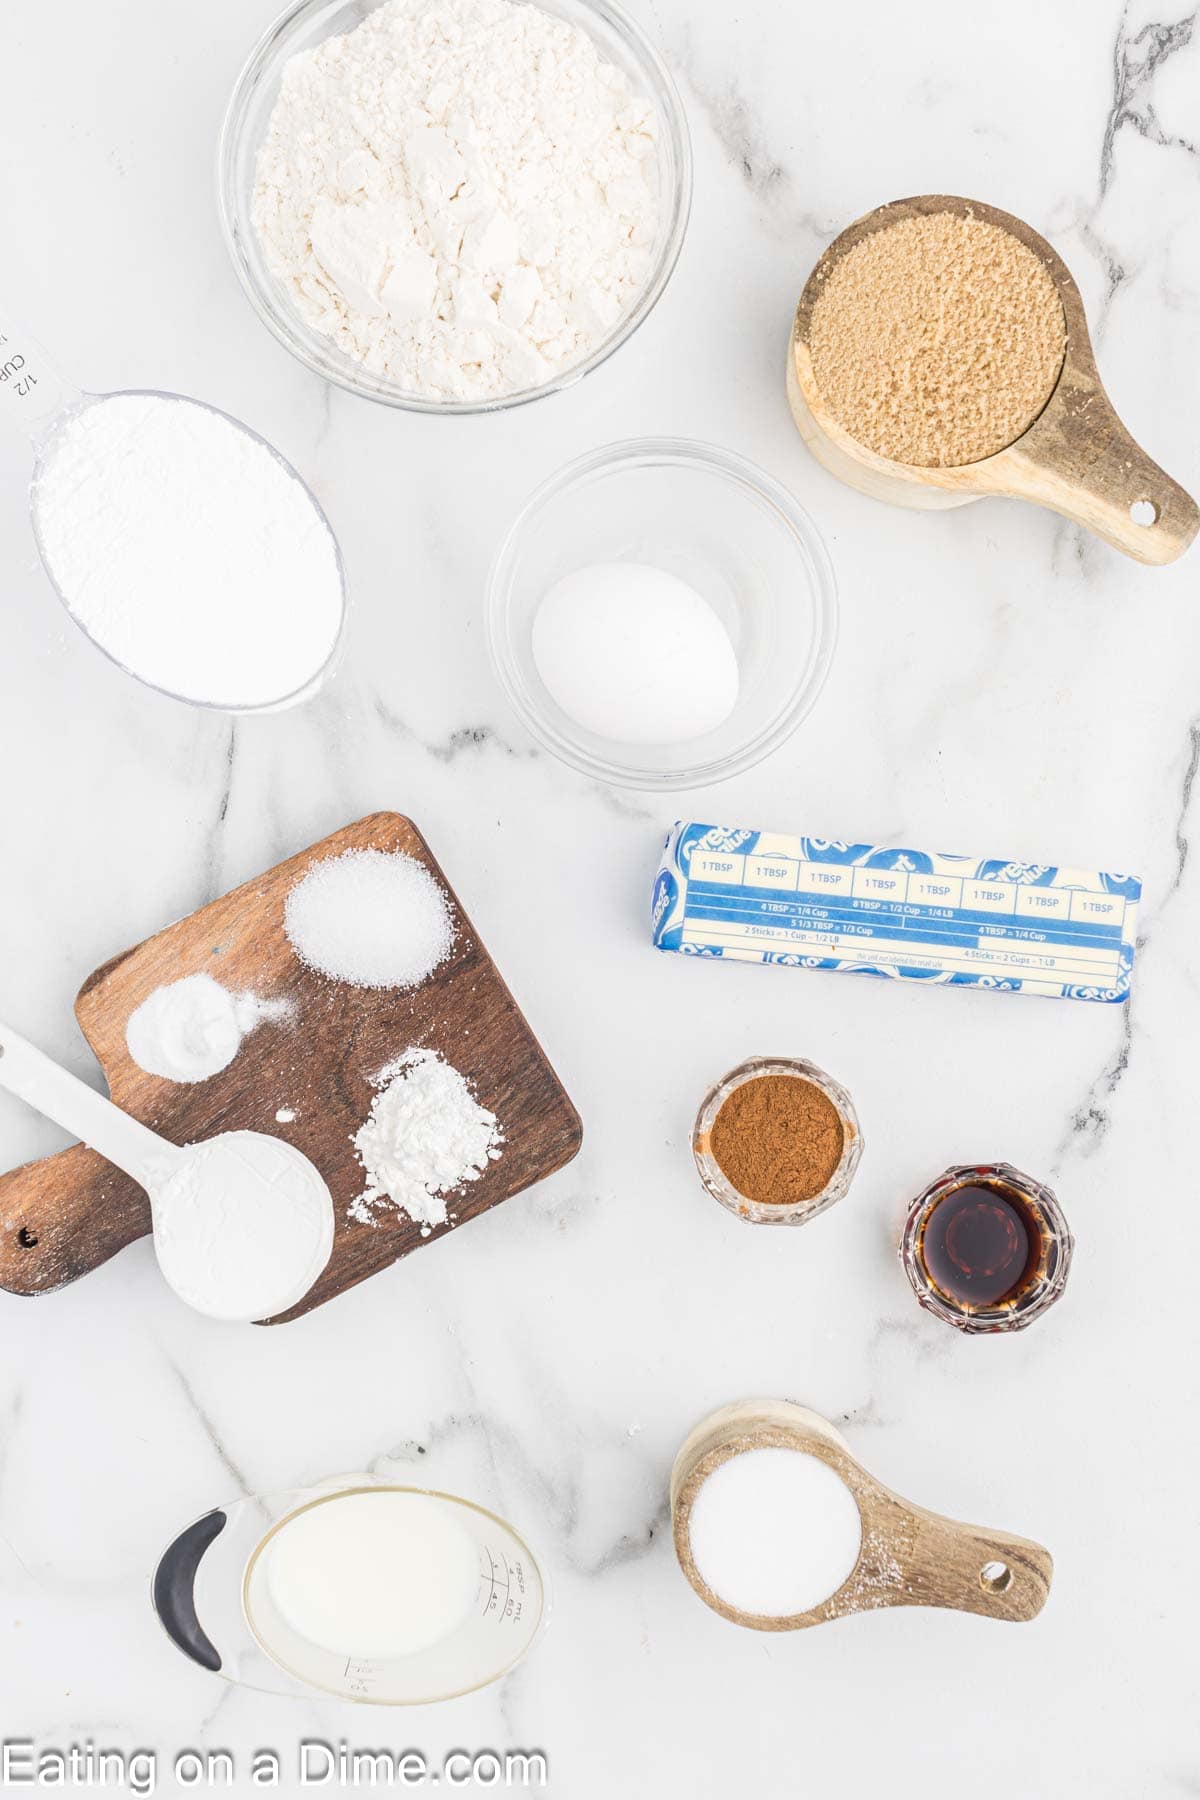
{"left": 998, "top": 370, "right": 1200, "bottom": 566}
{"left": 152, "top": 1510, "right": 227, "bottom": 1672}
{"left": 0, "top": 306, "right": 80, "bottom": 440}
{"left": 899, "top": 1499, "right": 1053, "bottom": 1623}
{"left": 0, "top": 1018, "right": 177, "bottom": 1191}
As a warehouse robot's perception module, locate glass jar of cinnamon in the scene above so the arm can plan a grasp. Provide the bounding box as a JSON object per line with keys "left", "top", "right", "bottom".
{"left": 692, "top": 1057, "right": 863, "bottom": 1226}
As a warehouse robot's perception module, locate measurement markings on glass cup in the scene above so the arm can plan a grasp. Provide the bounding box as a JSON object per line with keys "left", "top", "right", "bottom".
{"left": 0, "top": 332, "right": 38, "bottom": 400}
{"left": 342, "top": 1655, "right": 383, "bottom": 1697}
{"left": 482, "top": 1545, "right": 527, "bottom": 1625}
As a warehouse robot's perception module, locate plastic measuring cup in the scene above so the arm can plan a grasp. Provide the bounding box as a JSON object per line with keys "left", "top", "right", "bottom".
{"left": 0, "top": 308, "right": 346, "bottom": 711}
{"left": 154, "top": 1477, "right": 551, "bottom": 1703}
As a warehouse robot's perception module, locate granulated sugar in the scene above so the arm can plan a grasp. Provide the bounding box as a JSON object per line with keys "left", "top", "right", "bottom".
{"left": 808, "top": 210, "right": 1066, "bottom": 467}
{"left": 351, "top": 1048, "right": 503, "bottom": 1229}
{"left": 687, "top": 1448, "right": 862, "bottom": 1617}
{"left": 284, "top": 849, "right": 455, "bottom": 989}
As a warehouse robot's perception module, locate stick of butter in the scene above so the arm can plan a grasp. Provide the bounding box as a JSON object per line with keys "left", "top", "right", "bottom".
{"left": 651, "top": 823, "right": 1140, "bottom": 1004}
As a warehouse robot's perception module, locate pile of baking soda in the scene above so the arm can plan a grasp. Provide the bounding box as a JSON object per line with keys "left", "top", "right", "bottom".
{"left": 125, "top": 974, "right": 295, "bottom": 1083}
{"left": 253, "top": 0, "right": 660, "bottom": 401}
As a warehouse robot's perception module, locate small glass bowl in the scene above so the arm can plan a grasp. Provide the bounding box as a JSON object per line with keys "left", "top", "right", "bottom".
{"left": 218, "top": 0, "right": 691, "bottom": 414}
{"left": 487, "top": 439, "right": 838, "bottom": 788}
{"left": 899, "top": 1162, "right": 1073, "bottom": 1335}
{"left": 692, "top": 1057, "right": 863, "bottom": 1226}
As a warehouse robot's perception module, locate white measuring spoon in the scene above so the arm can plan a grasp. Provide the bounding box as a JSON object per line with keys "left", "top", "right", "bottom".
{"left": 0, "top": 308, "right": 346, "bottom": 712}
{"left": 0, "top": 1020, "right": 334, "bottom": 1322}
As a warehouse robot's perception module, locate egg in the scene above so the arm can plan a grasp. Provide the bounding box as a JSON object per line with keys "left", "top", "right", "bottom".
{"left": 531, "top": 561, "right": 740, "bottom": 746}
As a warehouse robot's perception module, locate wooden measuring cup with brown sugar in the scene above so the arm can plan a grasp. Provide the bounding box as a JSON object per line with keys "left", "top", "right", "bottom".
{"left": 788, "top": 194, "right": 1199, "bottom": 565}
{"left": 671, "top": 1400, "right": 1052, "bottom": 1630}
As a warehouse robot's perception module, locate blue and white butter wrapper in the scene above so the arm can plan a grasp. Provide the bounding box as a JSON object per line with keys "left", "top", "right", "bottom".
{"left": 651, "top": 823, "right": 1140, "bottom": 1003}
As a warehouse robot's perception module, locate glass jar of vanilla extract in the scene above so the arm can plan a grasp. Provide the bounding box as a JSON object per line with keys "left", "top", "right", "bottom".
{"left": 900, "top": 1163, "right": 1072, "bottom": 1334}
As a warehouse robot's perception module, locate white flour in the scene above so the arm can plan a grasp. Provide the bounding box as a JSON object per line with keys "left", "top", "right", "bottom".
{"left": 352, "top": 1048, "right": 503, "bottom": 1229}
{"left": 152, "top": 1131, "right": 333, "bottom": 1321}
{"left": 285, "top": 848, "right": 455, "bottom": 990}
{"left": 34, "top": 393, "right": 343, "bottom": 709}
{"left": 125, "top": 974, "right": 293, "bottom": 1084}
{"left": 253, "top": 0, "right": 660, "bottom": 401}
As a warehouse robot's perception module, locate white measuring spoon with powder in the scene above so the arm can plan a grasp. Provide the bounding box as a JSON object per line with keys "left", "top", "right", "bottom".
{"left": 0, "top": 309, "right": 346, "bottom": 711}
{"left": 0, "top": 1019, "right": 334, "bottom": 1321}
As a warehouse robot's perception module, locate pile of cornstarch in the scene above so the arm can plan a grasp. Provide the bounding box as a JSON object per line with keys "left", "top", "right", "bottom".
{"left": 284, "top": 848, "right": 455, "bottom": 989}
{"left": 808, "top": 210, "right": 1066, "bottom": 467}
{"left": 352, "top": 1048, "right": 504, "bottom": 1230}
{"left": 34, "top": 393, "right": 343, "bottom": 708}
{"left": 252, "top": 0, "right": 660, "bottom": 401}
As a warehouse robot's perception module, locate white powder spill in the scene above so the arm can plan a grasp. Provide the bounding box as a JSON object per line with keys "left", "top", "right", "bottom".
{"left": 33, "top": 393, "right": 344, "bottom": 709}
{"left": 252, "top": 0, "right": 660, "bottom": 403}
{"left": 263, "top": 1490, "right": 481, "bottom": 1659}
{"left": 126, "top": 974, "right": 294, "bottom": 1084}
{"left": 351, "top": 1048, "right": 503, "bottom": 1229}
{"left": 284, "top": 848, "right": 455, "bottom": 989}
{"left": 688, "top": 1448, "right": 862, "bottom": 1617}
{"left": 152, "top": 1131, "right": 333, "bottom": 1321}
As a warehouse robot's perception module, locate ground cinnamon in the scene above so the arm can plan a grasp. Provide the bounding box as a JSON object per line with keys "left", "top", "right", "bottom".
{"left": 709, "top": 1074, "right": 845, "bottom": 1207}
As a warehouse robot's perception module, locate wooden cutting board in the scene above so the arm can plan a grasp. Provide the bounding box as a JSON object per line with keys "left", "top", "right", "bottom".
{"left": 0, "top": 813, "right": 582, "bottom": 1323}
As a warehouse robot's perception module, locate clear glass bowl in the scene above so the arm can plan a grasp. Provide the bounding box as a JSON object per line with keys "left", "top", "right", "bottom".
{"left": 218, "top": 0, "right": 692, "bottom": 413}
{"left": 487, "top": 440, "right": 838, "bottom": 788}
{"left": 692, "top": 1057, "right": 863, "bottom": 1226}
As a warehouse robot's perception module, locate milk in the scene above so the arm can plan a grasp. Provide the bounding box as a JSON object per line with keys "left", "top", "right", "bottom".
{"left": 262, "top": 1490, "right": 482, "bottom": 1660}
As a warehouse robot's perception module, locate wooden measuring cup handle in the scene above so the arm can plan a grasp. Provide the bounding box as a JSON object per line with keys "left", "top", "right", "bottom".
{"left": 998, "top": 371, "right": 1200, "bottom": 567}
{"left": 896, "top": 1497, "right": 1053, "bottom": 1623}
{"left": 0, "top": 1145, "right": 150, "bottom": 1297}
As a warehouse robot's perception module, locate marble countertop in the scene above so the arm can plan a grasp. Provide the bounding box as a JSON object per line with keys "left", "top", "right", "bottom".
{"left": 2, "top": 0, "right": 1198, "bottom": 1793}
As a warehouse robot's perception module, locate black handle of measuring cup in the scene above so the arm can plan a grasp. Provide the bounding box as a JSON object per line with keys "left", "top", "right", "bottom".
{"left": 152, "top": 1510, "right": 226, "bottom": 1672}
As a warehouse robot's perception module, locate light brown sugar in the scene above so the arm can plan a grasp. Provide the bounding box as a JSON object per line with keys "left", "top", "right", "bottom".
{"left": 808, "top": 211, "right": 1066, "bottom": 468}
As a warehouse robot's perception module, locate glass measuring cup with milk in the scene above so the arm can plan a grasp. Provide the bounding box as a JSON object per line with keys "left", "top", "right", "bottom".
{"left": 154, "top": 1476, "right": 549, "bottom": 1704}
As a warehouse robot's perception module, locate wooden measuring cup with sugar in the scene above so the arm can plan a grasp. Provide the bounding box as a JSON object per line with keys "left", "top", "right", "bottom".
{"left": 788, "top": 194, "right": 1199, "bottom": 565}
{"left": 671, "top": 1399, "right": 1052, "bottom": 1630}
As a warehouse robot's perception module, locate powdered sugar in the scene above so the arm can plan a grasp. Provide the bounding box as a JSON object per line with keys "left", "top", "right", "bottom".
{"left": 34, "top": 393, "right": 344, "bottom": 709}
{"left": 284, "top": 848, "right": 455, "bottom": 989}
{"left": 351, "top": 1048, "right": 503, "bottom": 1229}
{"left": 252, "top": 0, "right": 660, "bottom": 402}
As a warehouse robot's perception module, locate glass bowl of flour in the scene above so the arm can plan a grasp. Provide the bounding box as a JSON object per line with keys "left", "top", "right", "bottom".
{"left": 219, "top": 0, "right": 691, "bottom": 412}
